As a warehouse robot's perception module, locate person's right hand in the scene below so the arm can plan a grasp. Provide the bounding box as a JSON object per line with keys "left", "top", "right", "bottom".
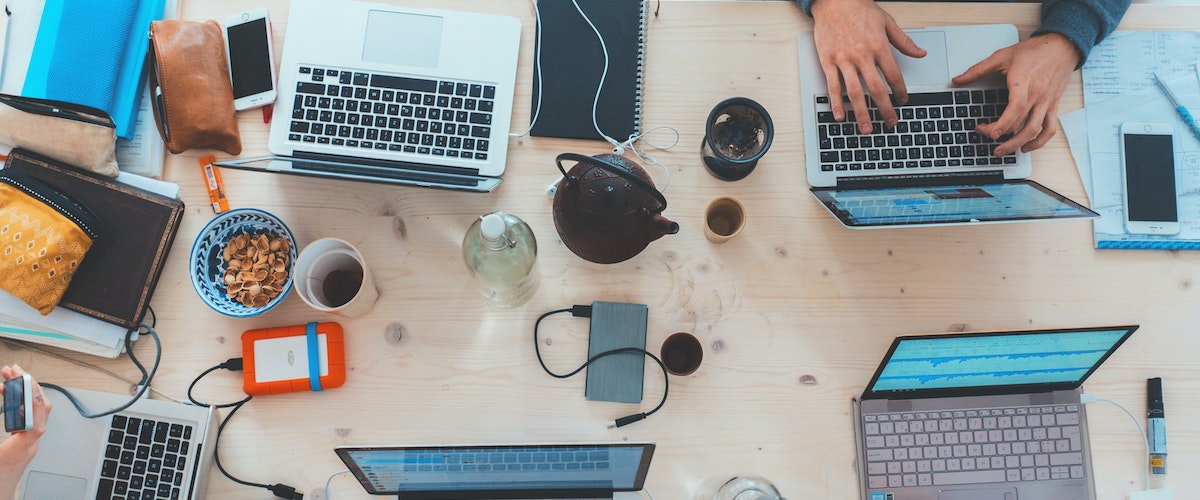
{"left": 811, "top": 0, "right": 926, "bottom": 133}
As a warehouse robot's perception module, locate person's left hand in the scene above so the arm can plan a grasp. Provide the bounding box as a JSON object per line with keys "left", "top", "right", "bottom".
{"left": 1, "top": 365, "right": 51, "bottom": 490}
{"left": 951, "top": 33, "right": 1081, "bottom": 156}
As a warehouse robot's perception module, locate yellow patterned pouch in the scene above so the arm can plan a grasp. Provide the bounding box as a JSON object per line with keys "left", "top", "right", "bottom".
{"left": 0, "top": 170, "right": 102, "bottom": 314}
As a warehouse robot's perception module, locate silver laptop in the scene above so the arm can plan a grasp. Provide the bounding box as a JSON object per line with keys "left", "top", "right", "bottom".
{"left": 216, "top": 0, "right": 521, "bottom": 192}
{"left": 798, "top": 25, "right": 1095, "bottom": 228}
{"left": 335, "top": 442, "right": 655, "bottom": 499}
{"left": 852, "top": 325, "right": 1138, "bottom": 500}
{"left": 20, "top": 386, "right": 218, "bottom": 500}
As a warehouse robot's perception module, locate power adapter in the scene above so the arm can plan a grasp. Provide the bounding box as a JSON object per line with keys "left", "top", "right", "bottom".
{"left": 584, "top": 301, "right": 648, "bottom": 404}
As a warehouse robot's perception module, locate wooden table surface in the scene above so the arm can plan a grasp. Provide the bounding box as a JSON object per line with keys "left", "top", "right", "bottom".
{"left": 5, "top": 1, "right": 1200, "bottom": 498}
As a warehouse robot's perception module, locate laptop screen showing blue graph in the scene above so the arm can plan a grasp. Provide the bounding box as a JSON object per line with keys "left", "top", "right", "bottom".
{"left": 336, "top": 443, "right": 654, "bottom": 496}
{"left": 811, "top": 180, "right": 1097, "bottom": 227}
{"left": 864, "top": 327, "right": 1136, "bottom": 398}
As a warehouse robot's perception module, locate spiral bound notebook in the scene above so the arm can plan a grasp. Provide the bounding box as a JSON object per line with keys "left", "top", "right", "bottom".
{"left": 530, "top": 0, "right": 647, "bottom": 141}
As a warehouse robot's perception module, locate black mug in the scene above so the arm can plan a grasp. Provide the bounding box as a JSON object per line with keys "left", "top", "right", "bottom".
{"left": 701, "top": 97, "right": 774, "bottom": 181}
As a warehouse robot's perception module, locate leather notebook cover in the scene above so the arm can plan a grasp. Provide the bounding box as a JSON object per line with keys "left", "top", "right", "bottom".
{"left": 3, "top": 149, "right": 184, "bottom": 329}
{"left": 531, "top": 0, "right": 646, "bottom": 141}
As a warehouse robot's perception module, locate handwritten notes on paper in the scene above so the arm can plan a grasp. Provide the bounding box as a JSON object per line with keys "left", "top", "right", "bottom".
{"left": 1077, "top": 31, "right": 1200, "bottom": 248}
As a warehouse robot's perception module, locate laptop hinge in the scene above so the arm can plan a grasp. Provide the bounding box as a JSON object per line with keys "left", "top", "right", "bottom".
{"left": 294, "top": 150, "right": 482, "bottom": 177}
{"left": 835, "top": 170, "right": 1006, "bottom": 190}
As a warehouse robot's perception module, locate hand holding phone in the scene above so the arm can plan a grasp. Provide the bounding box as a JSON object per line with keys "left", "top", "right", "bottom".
{"left": 3, "top": 373, "right": 33, "bottom": 433}
{"left": 1120, "top": 122, "right": 1180, "bottom": 235}
{"left": 225, "top": 7, "right": 277, "bottom": 111}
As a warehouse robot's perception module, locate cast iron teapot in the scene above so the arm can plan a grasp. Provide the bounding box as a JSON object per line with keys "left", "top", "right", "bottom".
{"left": 553, "top": 153, "right": 679, "bottom": 264}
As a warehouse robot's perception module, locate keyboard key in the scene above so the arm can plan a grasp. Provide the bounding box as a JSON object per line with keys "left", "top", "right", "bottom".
{"left": 932, "top": 470, "right": 1006, "bottom": 486}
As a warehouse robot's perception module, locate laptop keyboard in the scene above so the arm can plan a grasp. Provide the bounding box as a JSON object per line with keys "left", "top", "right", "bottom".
{"left": 816, "top": 90, "right": 1019, "bottom": 173}
{"left": 402, "top": 446, "right": 612, "bottom": 473}
{"left": 290, "top": 65, "right": 496, "bottom": 161}
{"left": 98, "top": 414, "right": 193, "bottom": 500}
{"left": 862, "top": 404, "right": 1084, "bottom": 490}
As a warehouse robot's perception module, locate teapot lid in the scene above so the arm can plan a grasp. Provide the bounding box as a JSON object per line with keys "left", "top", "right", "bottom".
{"left": 555, "top": 153, "right": 668, "bottom": 214}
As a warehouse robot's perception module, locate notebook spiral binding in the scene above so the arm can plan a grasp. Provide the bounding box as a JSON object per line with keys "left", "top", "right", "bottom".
{"left": 633, "top": 0, "right": 647, "bottom": 137}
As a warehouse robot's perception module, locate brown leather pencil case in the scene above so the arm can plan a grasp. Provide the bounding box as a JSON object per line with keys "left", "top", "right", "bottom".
{"left": 148, "top": 20, "right": 241, "bottom": 155}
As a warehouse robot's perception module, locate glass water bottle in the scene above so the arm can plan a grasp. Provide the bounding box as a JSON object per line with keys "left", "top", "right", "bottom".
{"left": 462, "top": 212, "right": 538, "bottom": 308}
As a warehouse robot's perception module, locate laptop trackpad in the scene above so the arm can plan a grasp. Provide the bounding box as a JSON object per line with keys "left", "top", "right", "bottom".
{"left": 24, "top": 471, "right": 89, "bottom": 498}
{"left": 893, "top": 30, "right": 949, "bottom": 86}
{"left": 939, "top": 487, "right": 1015, "bottom": 500}
{"left": 363, "top": 10, "right": 443, "bottom": 68}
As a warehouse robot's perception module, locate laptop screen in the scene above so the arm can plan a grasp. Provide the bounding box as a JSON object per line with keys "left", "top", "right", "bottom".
{"left": 863, "top": 326, "right": 1137, "bottom": 399}
{"left": 336, "top": 443, "right": 655, "bottom": 498}
{"left": 811, "top": 180, "right": 1098, "bottom": 228}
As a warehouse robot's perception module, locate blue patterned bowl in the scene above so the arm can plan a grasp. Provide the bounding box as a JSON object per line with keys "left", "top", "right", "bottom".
{"left": 189, "top": 208, "right": 297, "bottom": 317}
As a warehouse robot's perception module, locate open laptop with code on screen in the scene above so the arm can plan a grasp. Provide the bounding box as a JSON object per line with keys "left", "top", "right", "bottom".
{"left": 852, "top": 326, "right": 1138, "bottom": 500}
{"left": 335, "top": 442, "right": 655, "bottom": 499}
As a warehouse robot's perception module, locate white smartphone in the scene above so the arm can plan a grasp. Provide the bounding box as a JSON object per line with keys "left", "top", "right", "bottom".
{"left": 224, "top": 7, "right": 277, "bottom": 111}
{"left": 1120, "top": 122, "right": 1180, "bottom": 235}
{"left": 3, "top": 373, "right": 33, "bottom": 433}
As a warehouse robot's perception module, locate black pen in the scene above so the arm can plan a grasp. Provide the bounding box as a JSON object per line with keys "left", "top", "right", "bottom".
{"left": 1147, "top": 377, "right": 1166, "bottom": 476}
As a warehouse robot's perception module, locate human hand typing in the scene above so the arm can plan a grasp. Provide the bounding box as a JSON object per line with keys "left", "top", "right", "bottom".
{"left": 951, "top": 33, "right": 1080, "bottom": 156}
{"left": 811, "top": 0, "right": 926, "bottom": 134}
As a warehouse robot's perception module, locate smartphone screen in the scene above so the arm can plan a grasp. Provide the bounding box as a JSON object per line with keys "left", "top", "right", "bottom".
{"left": 227, "top": 18, "right": 274, "bottom": 100}
{"left": 3, "top": 376, "right": 27, "bottom": 432}
{"left": 1123, "top": 133, "right": 1177, "bottom": 223}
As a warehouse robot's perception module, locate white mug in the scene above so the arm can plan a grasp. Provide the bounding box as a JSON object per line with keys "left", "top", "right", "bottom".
{"left": 293, "top": 238, "right": 379, "bottom": 318}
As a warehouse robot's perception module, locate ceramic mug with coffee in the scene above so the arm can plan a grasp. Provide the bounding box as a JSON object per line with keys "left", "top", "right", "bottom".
{"left": 294, "top": 238, "right": 379, "bottom": 317}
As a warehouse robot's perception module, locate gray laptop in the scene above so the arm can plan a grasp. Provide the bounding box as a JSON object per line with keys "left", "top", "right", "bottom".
{"left": 335, "top": 442, "right": 655, "bottom": 499}
{"left": 852, "top": 325, "right": 1138, "bottom": 500}
{"left": 216, "top": 0, "right": 521, "bottom": 192}
{"left": 798, "top": 25, "right": 1096, "bottom": 228}
{"left": 20, "top": 386, "right": 218, "bottom": 500}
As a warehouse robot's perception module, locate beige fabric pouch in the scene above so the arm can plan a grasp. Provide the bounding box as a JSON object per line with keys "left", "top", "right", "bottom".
{"left": 0, "top": 94, "right": 120, "bottom": 177}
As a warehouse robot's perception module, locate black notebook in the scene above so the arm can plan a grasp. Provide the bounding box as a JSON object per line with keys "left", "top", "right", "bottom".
{"left": 4, "top": 149, "right": 184, "bottom": 330}
{"left": 531, "top": 0, "right": 647, "bottom": 141}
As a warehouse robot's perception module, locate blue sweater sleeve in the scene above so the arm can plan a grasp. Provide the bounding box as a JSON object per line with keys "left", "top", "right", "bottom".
{"left": 797, "top": 0, "right": 815, "bottom": 17}
{"left": 1033, "top": 0, "right": 1130, "bottom": 64}
{"left": 794, "top": 0, "right": 1129, "bottom": 63}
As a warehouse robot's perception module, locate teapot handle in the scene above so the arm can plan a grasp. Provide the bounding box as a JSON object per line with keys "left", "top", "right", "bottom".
{"left": 555, "top": 153, "right": 668, "bottom": 213}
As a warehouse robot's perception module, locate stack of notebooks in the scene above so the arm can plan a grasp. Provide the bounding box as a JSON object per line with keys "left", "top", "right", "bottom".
{"left": 0, "top": 149, "right": 183, "bottom": 357}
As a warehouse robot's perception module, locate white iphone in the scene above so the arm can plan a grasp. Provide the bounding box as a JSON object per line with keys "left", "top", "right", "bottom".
{"left": 1120, "top": 122, "right": 1180, "bottom": 235}
{"left": 224, "top": 7, "right": 277, "bottom": 111}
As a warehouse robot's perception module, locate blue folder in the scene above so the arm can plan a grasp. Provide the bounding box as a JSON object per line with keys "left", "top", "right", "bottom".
{"left": 23, "top": 0, "right": 166, "bottom": 139}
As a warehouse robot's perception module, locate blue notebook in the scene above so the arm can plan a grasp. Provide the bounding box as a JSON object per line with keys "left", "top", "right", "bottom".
{"left": 22, "top": 0, "right": 165, "bottom": 139}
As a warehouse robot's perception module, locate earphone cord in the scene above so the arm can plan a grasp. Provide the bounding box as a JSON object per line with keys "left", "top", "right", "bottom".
{"left": 521, "top": 0, "right": 676, "bottom": 190}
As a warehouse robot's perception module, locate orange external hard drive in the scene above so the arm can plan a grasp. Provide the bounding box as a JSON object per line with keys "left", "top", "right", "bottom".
{"left": 241, "top": 322, "right": 346, "bottom": 396}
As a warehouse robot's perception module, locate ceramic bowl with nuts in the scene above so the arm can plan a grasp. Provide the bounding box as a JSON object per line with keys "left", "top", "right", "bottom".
{"left": 190, "top": 208, "right": 298, "bottom": 317}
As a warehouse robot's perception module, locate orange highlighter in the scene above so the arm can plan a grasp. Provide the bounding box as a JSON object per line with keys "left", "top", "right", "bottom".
{"left": 199, "top": 154, "right": 229, "bottom": 213}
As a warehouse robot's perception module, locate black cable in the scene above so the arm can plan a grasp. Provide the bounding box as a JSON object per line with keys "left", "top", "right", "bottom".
{"left": 187, "top": 358, "right": 249, "bottom": 409}
{"left": 42, "top": 324, "right": 162, "bottom": 418}
{"left": 533, "top": 306, "right": 669, "bottom": 428}
{"left": 188, "top": 359, "right": 301, "bottom": 500}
